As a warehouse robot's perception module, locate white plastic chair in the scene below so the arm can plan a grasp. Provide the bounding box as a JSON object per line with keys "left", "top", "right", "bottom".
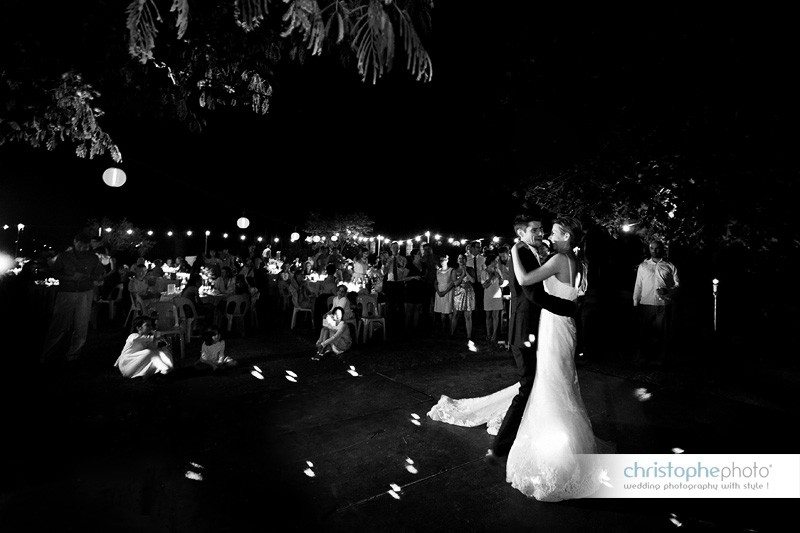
{"left": 356, "top": 293, "right": 386, "bottom": 343}
{"left": 225, "top": 295, "right": 250, "bottom": 336}
{"left": 95, "top": 283, "right": 124, "bottom": 324}
{"left": 289, "top": 286, "right": 314, "bottom": 330}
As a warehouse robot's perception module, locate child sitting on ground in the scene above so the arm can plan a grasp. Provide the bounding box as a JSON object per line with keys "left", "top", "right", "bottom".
{"left": 314, "top": 307, "right": 352, "bottom": 360}
{"left": 198, "top": 327, "right": 238, "bottom": 370}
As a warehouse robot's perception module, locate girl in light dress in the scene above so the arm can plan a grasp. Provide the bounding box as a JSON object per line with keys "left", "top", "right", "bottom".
{"left": 314, "top": 307, "right": 352, "bottom": 360}
{"left": 198, "top": 327, "right": 237, "bottom": 370}
{"left": 433, "top": 255, "right": 454, "bottom": 332}
{"left": 481, "top": 252, "right": 505, "bottom": 343}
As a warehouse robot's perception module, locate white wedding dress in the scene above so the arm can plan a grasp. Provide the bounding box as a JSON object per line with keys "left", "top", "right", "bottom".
{"left": 428, "top": 273, "right": 604, "bottom": 502}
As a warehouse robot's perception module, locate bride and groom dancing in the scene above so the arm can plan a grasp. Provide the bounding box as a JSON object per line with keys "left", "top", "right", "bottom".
{"left": 428, "top": 215, "right": 606, "bottom": 502}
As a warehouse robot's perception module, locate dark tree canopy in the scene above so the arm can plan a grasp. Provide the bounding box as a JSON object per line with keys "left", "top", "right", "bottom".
{"left": 0, "top": 0, "right": 433, "bottom": 162}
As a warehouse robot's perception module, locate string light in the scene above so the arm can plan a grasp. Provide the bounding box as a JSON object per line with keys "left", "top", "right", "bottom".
{"left": 126, "top": 229, "right": 133, "bottom": 235}
{"left": 186, "top": 230, "right": 193, "bottom": 236}
{"left": 105, "top": 227, "right": 112, "bottom": 233}
{"left": 240, "top": 235, "right": 246, "bottom": 241}
{"left": 274, "top": 237, "right": 280, "bottom": 243}
{"left": 257, "top": 237, "right": 263, "bottom": 242}
{"left": 223, "top": 233, "right": 229, "bottom": 239}
{"left": 147, "top": 230, "right": 153, "bottom": 236}
{"left": 167, "top": 231, "right": 173, "bottom": 237}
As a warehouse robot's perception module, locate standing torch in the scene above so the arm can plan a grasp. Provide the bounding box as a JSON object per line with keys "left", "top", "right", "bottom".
{"left": 712, "top": 278, "right": 719, "bottom": 332}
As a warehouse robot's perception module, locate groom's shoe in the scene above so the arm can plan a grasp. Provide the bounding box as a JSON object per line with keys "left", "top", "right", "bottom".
{"left": 484, "top": 449, "right": 502, "bottom": 467}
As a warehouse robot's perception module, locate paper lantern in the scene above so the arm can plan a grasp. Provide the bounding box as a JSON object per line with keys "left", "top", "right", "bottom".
{"left": 237, "top": 217, "right": 250, "bottom": 229}
{"left": 102, "top": 167, "right": 127, "bottom": 187}
{"left": 290, "top": 232, "right": 300, "bottom": 242}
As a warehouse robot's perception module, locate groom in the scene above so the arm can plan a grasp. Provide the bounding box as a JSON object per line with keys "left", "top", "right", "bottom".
{"left": 489, "top": 216, "right": 578, "bottom": 459}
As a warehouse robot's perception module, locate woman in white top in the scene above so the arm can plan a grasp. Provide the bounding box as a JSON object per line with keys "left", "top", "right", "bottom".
{"left": 481, "top": 252, "right": 505, "bottom": 343}
{"left": 352, "top": 249, "right": 370, "bottom": 286}
{"left": 330, "top": 284, "right": 354, "bottom": 320}
{"left": 115, "top": 316, "right": 173, "bottom": 378}
{"left": 213, "top": 266, "right": 236, "bottom": 294}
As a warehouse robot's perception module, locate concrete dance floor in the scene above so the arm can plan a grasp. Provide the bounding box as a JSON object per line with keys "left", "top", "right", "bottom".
{"left": 0, "top": 328, "right": 794, "bottom": 531}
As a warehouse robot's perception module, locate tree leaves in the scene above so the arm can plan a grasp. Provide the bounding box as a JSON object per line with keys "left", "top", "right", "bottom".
{"left": 127, "top": 0, "right": 162, "bottom": 64}
{"left": 0, "top": 71, "right": 122, "bottom": 162}
{"left": 171, "top": 0, "right": 190, "bottom": 39}
{"left": 234, "top": 0, "right": 269, "bottom": 32}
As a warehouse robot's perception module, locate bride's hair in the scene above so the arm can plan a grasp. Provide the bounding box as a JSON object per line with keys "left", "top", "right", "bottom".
{"left": 553, "top": 216, "right": 588, "bottom": 293}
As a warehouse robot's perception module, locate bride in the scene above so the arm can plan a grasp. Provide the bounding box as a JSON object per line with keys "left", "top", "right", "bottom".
{"left": 428, "top": 217, "right": 604, "bottom": 502}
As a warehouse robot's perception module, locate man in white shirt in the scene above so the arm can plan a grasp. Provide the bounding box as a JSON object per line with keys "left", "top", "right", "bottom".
{"left": 633, "top": 240, "right": 679, "bottom": 366}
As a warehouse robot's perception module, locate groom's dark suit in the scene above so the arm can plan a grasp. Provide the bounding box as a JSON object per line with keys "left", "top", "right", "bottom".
{"left": 492, "top": 242, "right": 577, "bottom": 457}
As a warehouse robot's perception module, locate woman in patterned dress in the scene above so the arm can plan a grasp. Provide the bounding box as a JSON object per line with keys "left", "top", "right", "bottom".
{"left": 451, "top": 254, "right": 476, "bottom": 339}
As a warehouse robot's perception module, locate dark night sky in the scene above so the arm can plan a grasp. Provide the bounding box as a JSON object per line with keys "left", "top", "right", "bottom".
{"left": 2, "top": 5, "right": 799, "bottom": 250}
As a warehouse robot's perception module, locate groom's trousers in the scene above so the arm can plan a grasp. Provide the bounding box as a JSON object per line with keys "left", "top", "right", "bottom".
{"left": 492, "top": 342, "right": 537, "bottom": 457}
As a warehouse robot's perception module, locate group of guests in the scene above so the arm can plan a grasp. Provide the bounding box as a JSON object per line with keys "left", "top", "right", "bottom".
{"left": 29, "top": 223, "right": 679, "bottom": 375}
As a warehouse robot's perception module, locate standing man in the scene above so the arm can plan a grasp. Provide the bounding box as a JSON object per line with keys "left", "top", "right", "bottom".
{"left": 465, "top": 242, "right": 485, "bottom": 335}
{"left": 489, "top": 217, "right": 577, "bottom": 460}
{"left": 382, "top": 241, "right": 404, "bottom": 334}
{"left": 421, "top": 243, "right": 439, "bottom": 330}
{"left": 41, "top": 233, "right": 106, "bottom": 364}
{"left": 633, "top": 240, "right": 679, "bottom": 367}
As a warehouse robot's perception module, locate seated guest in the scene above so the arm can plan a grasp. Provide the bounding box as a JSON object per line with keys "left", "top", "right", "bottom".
{"left": 214, "top": 266, "right": 236, "bottom": 294}
{"left": 128, "top": 264, "right": 156, "bottom": 301}
{"left": 352, "top": 249, "right": 370, "bottom": 285}
{"left": 197, "top": 327, "right": 237, "bottom": 370}
{"left": 314, "top": 307, "right": 352, "bottom": 360}
{"left": 315, "top": 264, "right": 339, "bottom": 326}
{"left": 331, "top": 284, "right": 354, "bottom": 320}
{"left": 114, "top": 316, "right": 174, "bottom": 378}
{"left": 181, "top": 273, "right": 203, "bottom": 306}
{"left": 239, "top": 258, "right": 255, "bottom": 281}
{"left": 205, "top": 250, "right": 221, "bottom": 270}
{"left": 276, "top": 271, "right": 293, "bottom": 312}
{"left": 151, "top": 259, "right": 165, "bottom": 278}
{"left": 289, "top": 271, "right": 313, "bottom": 309}
{"left": 234, "top": 274, "right": 260, "bottom": 303}
{"left": 177, "top": 257, "right": 192, "bottom": 273}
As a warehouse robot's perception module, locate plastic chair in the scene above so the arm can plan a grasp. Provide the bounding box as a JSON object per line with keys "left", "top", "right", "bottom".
{"left": 152, "top": 301, "right": 185, "bottom": 361}
{"left": 173, "top": 296, "right": 201, "bottom": 341}
{"left": 289, "top": 286, "right": 314, "bottom": 330}
{"left": 124, "top": 292, "right": 144, "bottom": 329}
{"left": 95, "top": 284, "right": 124, "bottom": 324}
{"left": 356, "top": 293, "right": 386, "bottom": 343}
{"left": 225, "top": 295, "right": 250, "bottom": 336}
